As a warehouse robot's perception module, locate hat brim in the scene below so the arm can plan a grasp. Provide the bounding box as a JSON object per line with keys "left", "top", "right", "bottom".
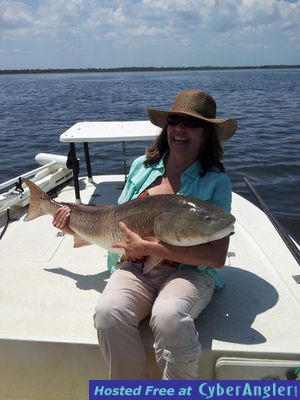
{"left": 147, "top": 108, "right": 237, "bottom": 141}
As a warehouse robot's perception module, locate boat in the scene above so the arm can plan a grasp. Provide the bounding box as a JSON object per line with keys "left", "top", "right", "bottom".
{"left": 0, "top": 120, "right": 299, "bottom": 399}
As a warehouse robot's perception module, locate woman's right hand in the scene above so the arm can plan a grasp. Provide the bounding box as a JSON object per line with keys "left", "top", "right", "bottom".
{"left": 52, "top": 207, "right": 74, "bottom": 235}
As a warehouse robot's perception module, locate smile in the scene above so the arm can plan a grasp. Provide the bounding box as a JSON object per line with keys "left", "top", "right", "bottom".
{"left": 174, "top": 136, "right": 188, "bottom": 143}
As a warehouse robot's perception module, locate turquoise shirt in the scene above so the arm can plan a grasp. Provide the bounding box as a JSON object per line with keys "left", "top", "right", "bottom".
{"left": 107, "top": 154, "right": 232, "bottom": 289}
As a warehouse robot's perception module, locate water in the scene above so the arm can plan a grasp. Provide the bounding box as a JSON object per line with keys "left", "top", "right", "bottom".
{"left": 0, "top": 69, "right": 299, "bottom": 242}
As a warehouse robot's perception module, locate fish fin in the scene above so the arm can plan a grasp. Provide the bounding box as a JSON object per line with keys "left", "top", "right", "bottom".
{"left": 141, "top": 237, "right": 162, "bottom": 274}
{"left": 23, "top": 178, "right": 50, "bottom": 221}
{"left": 73, "top": 233, "right": 92, "bottom": 248}
{"left": 143, "top": 256, "right": 162, "bottom": 274}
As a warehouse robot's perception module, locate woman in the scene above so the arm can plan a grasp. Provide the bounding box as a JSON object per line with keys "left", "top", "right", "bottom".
{"left": 53, "top": 89, "right": 237, "bottom": 380}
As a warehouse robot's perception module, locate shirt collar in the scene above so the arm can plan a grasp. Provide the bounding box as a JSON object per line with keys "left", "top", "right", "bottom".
{"left": 181, "top": 159, "right": 201, "bottom": 178}
{"left": 161, "top": 152, "right": 201, "bottom": 176}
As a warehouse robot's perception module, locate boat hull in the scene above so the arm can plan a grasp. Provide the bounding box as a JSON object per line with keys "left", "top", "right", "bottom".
{"left": 1, "top": 176, "right": 300, "bottom": 398}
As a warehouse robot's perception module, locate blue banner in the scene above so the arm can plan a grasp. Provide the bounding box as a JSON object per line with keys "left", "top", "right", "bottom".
{"left": 89, "top": 380, "right": 299, "bottom": 400}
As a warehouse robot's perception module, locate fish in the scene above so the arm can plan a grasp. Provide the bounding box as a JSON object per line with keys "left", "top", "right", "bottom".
{"left": 23, "top": 178, "right": 235, "bottom": 272}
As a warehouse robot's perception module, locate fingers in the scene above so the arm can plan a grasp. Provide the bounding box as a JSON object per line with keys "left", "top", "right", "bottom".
{"left": 118, "top": 221, "right": 131, "bottom": 235}
{"left": 111, "top": 222, "right": 135, "bottom": 250}
{"left": 111, "top": 241, "right": 125, "bottom": 250}
{"left": 52, "top": 207, "right": 72, "bottom": 234}
{"left": 118, "top": 221, "right": 140, "bottom": 239}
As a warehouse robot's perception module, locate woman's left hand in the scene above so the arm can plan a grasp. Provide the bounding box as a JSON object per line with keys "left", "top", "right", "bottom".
{"left": 112, "top": 221, "right": 153, "bottom": 260}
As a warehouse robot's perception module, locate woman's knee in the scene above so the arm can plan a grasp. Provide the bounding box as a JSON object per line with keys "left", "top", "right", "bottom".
{"left": 94, "top": 296, "right": 137, "bottom": 333}
{"left": 150, "top": 299, "right": 201, "bottom": 351}
{"left": 150, "top": 303, "right": 185, "bottom": 338}
{"left": 94, "top": 297, "right": 120, "bottom": 332}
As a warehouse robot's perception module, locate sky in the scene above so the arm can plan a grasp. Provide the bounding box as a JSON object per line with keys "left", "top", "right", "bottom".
{"left": 0, "top": 0, "right": 299, "bottom": 69}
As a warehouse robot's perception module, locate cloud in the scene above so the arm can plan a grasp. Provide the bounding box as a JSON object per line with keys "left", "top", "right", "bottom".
{"left": 0, "top": 0, "right": 94, "bottom": 37}
{"left": 0, "top": 0, "right": 33, "bottom": 30}
{"left": 1, "top": 0, "right": 299, "bottom": 40}
{"left": 0, "top": 0, "right": 299, "bottom": 67}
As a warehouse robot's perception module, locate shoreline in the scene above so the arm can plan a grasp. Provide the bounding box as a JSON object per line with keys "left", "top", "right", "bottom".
{"left": 1, "top": 65, "right": 300, "bottom": 75}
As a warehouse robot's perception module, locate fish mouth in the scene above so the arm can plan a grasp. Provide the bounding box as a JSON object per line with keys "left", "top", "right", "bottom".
{"left": 200, "top": 224, "right": 235, "bottom": 244}
{"left": 167, "top": 224, "right": 235, "bottom": 246}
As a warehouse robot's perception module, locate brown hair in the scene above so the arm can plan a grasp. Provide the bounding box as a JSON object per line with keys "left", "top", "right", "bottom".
{"left": 144, "top": 124, "right": 225, "bottom": 176}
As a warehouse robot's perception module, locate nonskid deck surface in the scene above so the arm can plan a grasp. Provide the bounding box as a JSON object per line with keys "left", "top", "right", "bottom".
{"left": 0, "top": 176, "right": 124, "bottom": 344}
{"left": 0, "top": 175, "right": 300, "bottom": 394}
{"left": 1, "top": 175, "right": 299, "bottom": 346}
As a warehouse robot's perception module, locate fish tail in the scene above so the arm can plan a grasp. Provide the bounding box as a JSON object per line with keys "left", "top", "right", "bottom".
{"left": 23, "top": 178, "right": 51, "bottom": 221}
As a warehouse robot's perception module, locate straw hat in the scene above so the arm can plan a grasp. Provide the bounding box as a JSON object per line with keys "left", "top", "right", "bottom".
{"left": 147, "top": 89, "right": 237, "bottom": 141}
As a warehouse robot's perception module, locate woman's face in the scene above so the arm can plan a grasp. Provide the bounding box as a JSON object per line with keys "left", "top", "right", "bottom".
{"left": 166, "top": 115, "right": 206, "bottom": 163}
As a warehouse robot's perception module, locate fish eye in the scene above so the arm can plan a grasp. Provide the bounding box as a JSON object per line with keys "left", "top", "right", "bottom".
{"left": 204, "top": 215, "right": 212, "bottom": 223}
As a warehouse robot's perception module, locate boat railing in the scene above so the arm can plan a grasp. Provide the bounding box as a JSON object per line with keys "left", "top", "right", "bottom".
{"left": 0, "top": 161, "right": 57, "bottom": 192}
{"left": 0, "top": 153, "right": 70, "bottom": 192}
{"left": 244, "top": 177, "right": 300, "bottom": 267}
{"left": 0, "top": 154, "right": 72, "bottom": 224}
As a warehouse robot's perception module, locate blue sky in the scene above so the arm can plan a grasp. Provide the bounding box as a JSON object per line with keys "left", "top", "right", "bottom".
{"left": 0, "top": 0, "right": 299, "bottom": 69}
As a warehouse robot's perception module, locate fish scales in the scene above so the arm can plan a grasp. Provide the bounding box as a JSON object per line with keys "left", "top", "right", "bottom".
{"left": 23, "top": 178, "right": 235, "bottom": 253}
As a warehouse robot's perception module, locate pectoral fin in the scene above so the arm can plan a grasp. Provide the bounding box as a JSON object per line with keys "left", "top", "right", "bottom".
{"left": 143, "top": 256, "right": 162, "bottom": 274}
{"left": 142, "top": 237, "right": 162, "bottom": 274}
{"left": 73, "top": 234, "right": 92, "bottom": 248}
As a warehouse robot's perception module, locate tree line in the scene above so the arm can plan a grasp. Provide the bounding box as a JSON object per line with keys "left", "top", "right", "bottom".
{"left": 1, "top": 65, "right": 299, "bottom": 75}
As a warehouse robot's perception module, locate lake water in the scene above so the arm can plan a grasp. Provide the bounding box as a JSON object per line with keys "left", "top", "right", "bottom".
{"left": 0, "top": 69, "right": 299, "bottom": 242}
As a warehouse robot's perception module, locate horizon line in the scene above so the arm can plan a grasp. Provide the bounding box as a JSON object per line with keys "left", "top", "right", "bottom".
{"left": 1, "top": 64, "right": 300, "bottom": 74}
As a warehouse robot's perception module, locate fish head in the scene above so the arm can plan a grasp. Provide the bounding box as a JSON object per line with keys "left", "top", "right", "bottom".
{"left": 154, "top": 197, "right": 235, "bottom": 246}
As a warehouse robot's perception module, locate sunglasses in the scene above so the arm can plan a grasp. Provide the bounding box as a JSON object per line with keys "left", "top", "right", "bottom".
{"left": 167, "top": 115, "right": 207, "bottom": 129}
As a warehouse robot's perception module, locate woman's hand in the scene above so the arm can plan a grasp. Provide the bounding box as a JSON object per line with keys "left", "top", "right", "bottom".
{"left": 113, "top": 222, "right": 230, "bottom": 269}
{"left": 112, "top": 222, "right": 154, "bottom": 261}
{"left": 52, "top": 207, "right": 74, "bottom": 235}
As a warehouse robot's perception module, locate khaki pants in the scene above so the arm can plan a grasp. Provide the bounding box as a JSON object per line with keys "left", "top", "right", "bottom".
{"left": 94, "top": 262, "right": 215, "bottom": 380}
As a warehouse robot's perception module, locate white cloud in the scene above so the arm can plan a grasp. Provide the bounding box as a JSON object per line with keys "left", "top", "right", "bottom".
{"left": 0, "top": 0, "right": 299, "bottom": 67}
{"left": 0, "top": 0, "right": 33, "bottom": 30}
{"left": 105, "top": 0, "right": 300, "bottom": 46}
{"left": 1, "top": 0, "right": 299, "bottom": 41}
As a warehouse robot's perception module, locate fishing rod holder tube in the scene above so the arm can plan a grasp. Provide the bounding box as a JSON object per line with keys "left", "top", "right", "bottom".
{"left": 35, "top": 153, "right": 69, "bottom": 169}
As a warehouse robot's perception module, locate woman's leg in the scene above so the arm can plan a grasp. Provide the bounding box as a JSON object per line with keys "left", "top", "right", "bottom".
{"left": 94, "top": 262, "right": 156, "bottom": 379}
{"left": 150, "top": 270, "right": 215, "bottom": 380}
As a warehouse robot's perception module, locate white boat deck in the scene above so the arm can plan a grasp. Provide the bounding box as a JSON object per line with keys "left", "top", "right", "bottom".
{"left": 1, "top": 175, "right": 300, "bottom": 398}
